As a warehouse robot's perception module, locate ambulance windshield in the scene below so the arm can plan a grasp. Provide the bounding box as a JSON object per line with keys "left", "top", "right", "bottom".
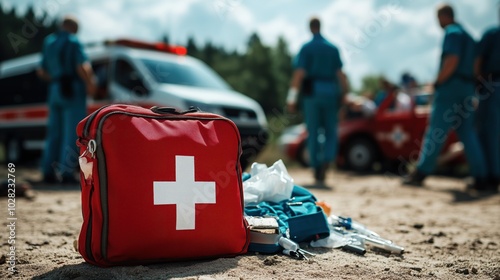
{"left": 141, "top": 59, "right": 230, "bottom": 90}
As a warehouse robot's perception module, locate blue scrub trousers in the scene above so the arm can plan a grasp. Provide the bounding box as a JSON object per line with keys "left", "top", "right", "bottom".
{"left": 476, "top": 81, "right": 500, "bottom": 180}
{"left": 42, "top": 81, "right": 87, "bottom": 179}
{"left": 417, "top": 79, "right": 487, "bottom": 178}
{"left": 302, "top": 81, "right": 340, "bottom": 169}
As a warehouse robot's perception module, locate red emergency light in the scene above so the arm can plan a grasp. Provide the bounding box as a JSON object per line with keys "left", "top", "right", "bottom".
{"left": 106, "top": 39, "right": 187, "bottom": 55}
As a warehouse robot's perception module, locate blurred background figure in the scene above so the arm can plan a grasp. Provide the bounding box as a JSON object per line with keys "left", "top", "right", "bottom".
{"left": 286, "top": 17, "right": 348, "bottom": 187}
{"left": 342, "top": 92, "right": 376, "bottom": 119}
{"left": 400, "top": 72, "right": 419, "bottom": 97}
{"left": 373, "top": 77, "right": 411, "bottom": 112}
{"left": 403, "top": 4, "right": 488, "bottom": 190}
{"left": 37, "top": 15, "right": 95, "bottom": 184}
{"left": 400, "top": 73, "right": 435, "bottom": 106}
{"left": 474, "top": 5, "right": 500, "bottom": 192}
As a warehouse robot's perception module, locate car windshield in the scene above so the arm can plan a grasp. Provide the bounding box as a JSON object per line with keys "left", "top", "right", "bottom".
{"left": 141, "top": 58, "right": 230, "bottom": 90}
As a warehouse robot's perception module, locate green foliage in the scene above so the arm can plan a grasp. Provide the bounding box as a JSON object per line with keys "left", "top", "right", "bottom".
{"left": 0, "top": 5, "right": 58, "bottom": 62}
{"left": 359, "top": 74, "right": 383, "bottom": 95}
{"left": 5, "top": 4, "right": 389, "bottom": 119}
{"left": 185, "top": 33, "right": 293, "bottom": 114}
{"left": 0, "top": 3, "right": 293, "bottom": 116}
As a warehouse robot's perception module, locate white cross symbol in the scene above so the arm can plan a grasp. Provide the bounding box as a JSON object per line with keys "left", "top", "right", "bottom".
{"left": 389, "top": 125, "right": 409, "bottom": 148}
{"left": 153, "top": 156, "right": 216, "bottom": 230}
{"left": 376, "top": 125, "right": 409, "bottom": 149}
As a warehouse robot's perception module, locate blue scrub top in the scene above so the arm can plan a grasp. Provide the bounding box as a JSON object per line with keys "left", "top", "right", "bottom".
{"left": 40, "top": 31, "right": 88, "bottom": 80}
{"left": 294, "top": 33, "right": 343, "bottom": 82}
{"left": 440, "top": 23, "right": 476, "bottom": 80}
{"left": 477, "top": 26, "right": 500, "bottom": 75}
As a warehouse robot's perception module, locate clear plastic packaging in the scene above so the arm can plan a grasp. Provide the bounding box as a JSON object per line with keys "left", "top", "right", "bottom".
{"left": 243, "top": 160, "right": 294, "bottom": 205}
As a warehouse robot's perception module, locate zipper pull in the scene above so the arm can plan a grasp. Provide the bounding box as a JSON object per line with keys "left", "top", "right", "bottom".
{"left": 79, "top": 139, "right": 96, "bottom": 180}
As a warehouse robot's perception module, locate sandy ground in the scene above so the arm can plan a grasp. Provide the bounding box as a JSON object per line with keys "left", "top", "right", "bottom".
{"left": 0, "top": 167, "right": 499, "bottom": 280}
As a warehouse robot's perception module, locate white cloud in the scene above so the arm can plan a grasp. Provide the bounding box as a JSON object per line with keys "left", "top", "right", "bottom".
{"left": 256, "top": 16, "right": 305, "bottom": 52}
{"left": 3, "top": 0, "right": 496, "bottom": 89}
{"left": 225, "top": 1, "right": 254, "bottom": 31}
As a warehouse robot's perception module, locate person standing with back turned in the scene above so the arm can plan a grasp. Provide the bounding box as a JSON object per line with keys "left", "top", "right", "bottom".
{"left": 287, "top": 17, "right": 348, "bottom": 187}
{"left": 37, "top": 15, "right": 95, "bottom": 184}
{"left": 474, "top": 5, "right": 500, "bottom": 193}
{"left": 403, "top": 4, "right": 488, "bottom": 190}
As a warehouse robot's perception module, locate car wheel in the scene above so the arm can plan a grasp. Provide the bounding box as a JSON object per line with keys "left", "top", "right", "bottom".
{"left": 296, "top": 142, "right": 310, "bottom": 167}
{"left": 6, "top": 138, "right": 24, "bottom": 163}
{"left": 345, "top": 138, "right": 377, "bottom": 172}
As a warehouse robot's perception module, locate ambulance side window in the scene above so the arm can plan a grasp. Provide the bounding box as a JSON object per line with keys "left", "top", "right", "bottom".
{"left": 114, "top": 59, "right": 148, "bottom": 96}
{"left": 0, "top": 70, "right": 48, "bottom": 107}
{"left": 92, "top": 60, "right": 110, "bottom": 100}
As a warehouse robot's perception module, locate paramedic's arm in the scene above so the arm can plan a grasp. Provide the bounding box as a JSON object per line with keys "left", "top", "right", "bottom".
{"left": 287, "top": 69, "right": 305, "bottom": 113}
{"left": 337, "top": 70, "right": 349, "bottom": 102}
{"left": 474, "top": 57, "right": 483, "bottom": 77}
{"left": 474, "top": 29, "right": 492, "bottom": 77}
{"left": 74, "top": 40, "right": 96, "bottom": 96}
{"left": 434, "top": 32, "right": 460, "bottom": 86}
{"left": 37, "top": 68, "right": 51, "bottom": 82}
{"left": 434, "top": 55, "right": 459, "bottom": 86}
{"left": 287, "top": 46, "right": 307, "bottom": 113}
{"left": 77, "top": 62, "right": 96, "bottom": 97}
{"left": 37, "top": 41, "right": 51, "bottom": 82}
{"left": 335, "top": 47, "right": 348, "bottom": 104}
{"left": 336, "top": 70, "right": 349, "bottom": 121}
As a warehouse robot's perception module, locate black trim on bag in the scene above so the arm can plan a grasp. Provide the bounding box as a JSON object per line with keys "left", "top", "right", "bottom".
{"left": 80, "top": 104, "right": 112, "bottom": 264}
{"left": 150, "top": 106, "right": 200, "bottom": 115}
{"left": 83, "top": 105, "right": 112, "bottom": 139}
{"left": 95, "top": 118, "right": 109, "bottom": 261}
{"left": 85, "top": 187, "right": 95, "bottom": 262}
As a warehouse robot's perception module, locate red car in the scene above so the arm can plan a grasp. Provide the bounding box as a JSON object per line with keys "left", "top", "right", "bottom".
{"left": 279, "top": 91, "right": 464, "bottom": 172}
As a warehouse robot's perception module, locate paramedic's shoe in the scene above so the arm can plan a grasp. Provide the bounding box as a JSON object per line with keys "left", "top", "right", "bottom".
{"left": 488, "top": 177, "right": 499, "bottom": 193}
{"left": 314, "top": 180, "right": 327, "bottom": 189}
{"left": 402, "top": 170, "right": 426, "bottom": 187}
{"left": 466, "top": 178, "right": 496, "bottom": 194}
{"left": 314, "top": 163, "right": 328, "bottom": 182}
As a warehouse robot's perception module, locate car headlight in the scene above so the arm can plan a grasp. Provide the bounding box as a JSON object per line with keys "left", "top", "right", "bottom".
{"left": 186, "top": 101, "right": 225, "bottom": 116}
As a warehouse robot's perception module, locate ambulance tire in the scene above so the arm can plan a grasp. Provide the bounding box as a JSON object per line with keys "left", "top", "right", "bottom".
{"left": 5, "top": 137, "right": 24, "bottom": 163}
{"left": 345, "top": 138, "right": 377, "bottom": 172}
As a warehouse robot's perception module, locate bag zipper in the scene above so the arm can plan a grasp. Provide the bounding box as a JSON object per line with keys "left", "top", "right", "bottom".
{"left": 85, "top": 187, "right": 95, "bottom": 262}
{"left": 79, "top": 139, "right": 97, "bottom": 263}
{"left": 83, "top": 105, "right": 112, "bottom": 139}
{"left": 80, "top": 105, "right": 110, "bottom": 263}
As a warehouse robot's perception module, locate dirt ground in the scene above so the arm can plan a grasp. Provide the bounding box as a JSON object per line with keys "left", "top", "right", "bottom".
{"left": 0, "top": 166, "right": 499, "bottom": 280}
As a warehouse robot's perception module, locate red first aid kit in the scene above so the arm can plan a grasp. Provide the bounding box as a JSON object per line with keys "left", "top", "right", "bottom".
{"left": 76, "top": 104, "right": 249, "bottom": 267}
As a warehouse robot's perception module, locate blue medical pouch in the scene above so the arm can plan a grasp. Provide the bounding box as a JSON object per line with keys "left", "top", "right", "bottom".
{"left": 243, "top": 174, "right": 330, "bottom": 253}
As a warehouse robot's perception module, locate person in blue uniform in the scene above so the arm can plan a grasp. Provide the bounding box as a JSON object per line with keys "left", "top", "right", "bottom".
{"left": 37, "top": 16, "right": 95, "bottom": 184}
{"left": 287, "top": 17, "right": 348, "bottom": 187}
{"left": 475, "top": 6, "right": 500, "bottom": 192}
{"left": 403, "top": 4, "right": 488, "bottom": 189}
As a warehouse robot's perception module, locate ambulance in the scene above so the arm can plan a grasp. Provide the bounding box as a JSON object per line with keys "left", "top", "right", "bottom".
{"left": 0, "top": 39, "right": 268, "bottom": 168}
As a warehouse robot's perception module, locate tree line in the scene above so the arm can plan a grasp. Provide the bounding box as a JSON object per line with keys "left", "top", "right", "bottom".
{"left": 1, "top": 5, "right": 293, "bottom": 114}
{"left": 0, "top": 6, "right": 58, "bottom": 63}
{"left": 1, "top": 4, "right": 386, "bottom": 115}
{"left": 180, "top": 33, "right": 293, "bottom": 114}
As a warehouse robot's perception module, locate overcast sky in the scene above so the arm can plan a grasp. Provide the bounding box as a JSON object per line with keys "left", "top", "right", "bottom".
{"left": 2, "top": 0, "right": 498, "bottom": 89}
